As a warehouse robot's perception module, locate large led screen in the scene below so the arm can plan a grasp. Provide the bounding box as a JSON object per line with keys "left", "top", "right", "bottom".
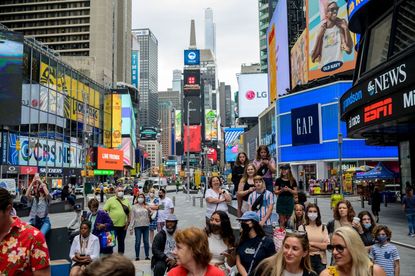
{"left": 225, "top": 128, "right": 245, "bottom": 162}
{"left": 306, "top": 0, "right": 356, "bottom": 80}
{"left": 0, "top": 30, "right": 23, "bottom": 125}
{"left": 238, "top": 73, "right": 269, "bottom": 118}
{"left": 290, "top": 30, "right": 308, "bottom": 89}
{"left": 183, "top": 125, "right": 201, "bottom": 153}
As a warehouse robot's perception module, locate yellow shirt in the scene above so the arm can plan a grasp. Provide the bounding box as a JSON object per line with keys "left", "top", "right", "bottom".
{"left": 331, "top": 194, "right": 344, "bottom": 209}
{"left": 103, "top": 196, "right": 131, "bottom": 227}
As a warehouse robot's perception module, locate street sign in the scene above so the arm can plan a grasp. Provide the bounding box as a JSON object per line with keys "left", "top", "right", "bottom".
{"left": 93, "top": 170, "right": 114, "bottom": 176}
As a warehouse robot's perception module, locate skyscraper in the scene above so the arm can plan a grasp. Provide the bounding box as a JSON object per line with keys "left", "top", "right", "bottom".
{"left": 132, "top": 28, "right": 159, "bottom": 128}
{"left": 204, "top": 8, "right": 216, "bottom": 55}
{"left": 218, "top": 82, "right": 232, "bottom": 128}
{"left": 258, "top": 0, "right": 277, "bottom": 73}
{"left": 172, "top": 69, "right": 182, "bottom": 94}
{"left": 0, "top": 0, "right": 132, "bottom": 86}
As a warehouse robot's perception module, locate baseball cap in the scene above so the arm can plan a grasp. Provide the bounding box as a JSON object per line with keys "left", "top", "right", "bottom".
{"left": 166, "top": 214, "right": 178, "bottom": 222}
{"left": 279, "top": 164, "right": 291, "bottom": 170}
{"left": 237, "top": 211, "right": 259, "bottom": 222}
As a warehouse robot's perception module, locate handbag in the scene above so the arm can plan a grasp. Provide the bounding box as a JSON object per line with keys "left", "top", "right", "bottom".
{"left": 99, "top": 230, "right": 116, "bottom": 249}
{"left": 247, "top": 236, "right": 265, "bottom": 275}
{"left": 116, "top": 198, "right": 130, "bottom": 216}
{"left": 251, "top": 192, "right": 265, "bottom": 211}
{"left": 150, "top": 210, "right": 158, "bottom": 220}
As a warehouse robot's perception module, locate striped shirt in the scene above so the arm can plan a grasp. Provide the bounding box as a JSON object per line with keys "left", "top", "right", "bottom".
{"left": 370, "top": 243, "right": 400, "bottom": 276}
{"left": 248, "top": 190, "right": 274, "bottom": 225}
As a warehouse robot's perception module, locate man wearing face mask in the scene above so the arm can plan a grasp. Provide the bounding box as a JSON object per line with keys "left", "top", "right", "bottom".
{"left": 157, "top": 188, "right": 174, "bottom": 232}
{"left": 104, "top": 186, "right": 131, "bottom": 254}
{"left": 151, "top": 214, "right": 179, "bottom": 276}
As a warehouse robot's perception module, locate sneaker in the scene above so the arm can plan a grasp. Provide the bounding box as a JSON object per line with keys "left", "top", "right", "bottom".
{"left": 145, "top": 257, "right": 150, "bottom": 260}
{"left": 135, "top": 257, "right": 140, "bottom": 261}
{"left": 411, "top": 234, "right": 415, "bottom": 237}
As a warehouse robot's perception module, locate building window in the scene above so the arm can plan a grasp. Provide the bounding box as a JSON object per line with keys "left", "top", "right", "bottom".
{"left": 364, "top": 14, "right": 392, "bottom": 72}
{"left": 392, "top": 0, "right": 415, "bottom": 55}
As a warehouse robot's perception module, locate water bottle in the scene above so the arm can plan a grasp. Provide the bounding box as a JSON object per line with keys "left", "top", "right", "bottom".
{"left": 101, "top": 232, "right": 107, "bottom": 248}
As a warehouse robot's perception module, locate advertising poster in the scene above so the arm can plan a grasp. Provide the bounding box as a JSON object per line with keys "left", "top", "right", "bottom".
{"left": 184, "top": 49, "right": 200, "bottom": 65}
{"left": 205, "top": 109, "right": 218, "bottom": 141}
{"left": 183, "top": 125, "right": 201, "bottom": 153}
{"left": 225, "top": 128, "right": 245, "bottom": 162}
{"left": 175, "top": 110, "right": 182, "bottom": 142}
{"left": 307, "top": 0, "right": 356, "bottom": 80}
{"left": 238, "top": 73, "right": 269, "bottom": 118}
{"left": 267, "top": 24, "right": 277, "bottom": 102}
{"left": 290, "top": 30, "right": 308, "bottom": 89}
{"left": 111, "top": 94, "right": 122, "bottom": 148}
{"left": 267, "top": 0, "right": 290, "bottom": 100}
{"left": 0, "top": 30, "right": 23, "bottom": 125}
{"left": 97, "top": 147, "right": 123, "bottom": 171}
{"left": 121, "top": 138, "right": 133, "bottom": 167}
{"left": 131, "top": 50, "right": 139, "bottom": 88}
{"left": 103, "top": 95, "right": 112, "bottom": 148}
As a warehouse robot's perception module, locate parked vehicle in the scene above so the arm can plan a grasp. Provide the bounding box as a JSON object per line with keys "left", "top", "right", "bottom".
{"left": 74, "top": 185, "right": 83, "bottom": 195}
{"left": 50, "top": 188, "right": 62, "bottom": 200}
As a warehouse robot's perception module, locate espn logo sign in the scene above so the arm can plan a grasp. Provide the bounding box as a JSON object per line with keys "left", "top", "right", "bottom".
{"left": 364, "top": 98, "right": 392, "bottom": 123}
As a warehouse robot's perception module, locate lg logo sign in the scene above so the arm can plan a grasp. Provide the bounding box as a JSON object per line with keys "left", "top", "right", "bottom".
{"left": 245, "top": 90, "right": 267, "bottom": 100}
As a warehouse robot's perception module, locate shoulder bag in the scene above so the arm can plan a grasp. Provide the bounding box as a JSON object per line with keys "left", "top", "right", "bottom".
{"left": 247, "top": 236, "right": 266, "bottom": 275}
{"left": 116, "top": 198, "right": 130, "bottom": 216}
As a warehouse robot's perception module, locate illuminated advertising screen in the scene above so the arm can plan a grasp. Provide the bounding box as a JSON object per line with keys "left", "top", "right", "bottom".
{"left": 225, "top": 128, "right": 245, "bottom": 162}
{"left": 306, "top": 0, "right": 356, "bottom": 80}
{"left": 238, "top": 73, "right": 269, "bottom": 118}
{"left": 267, "top": 0, "right": 290, "bottom": 101}
{"left": 184, "top": 96, "right": 201, "bottom": 125}
{"left": 205, "top": 109, "right": 218, "bottom": 141}
{"left": 121, "top": 138, "right": 134, "bottom": 166}
{"left": 131, "top": 50, "right": 139, "bottom": 88}
{"left": 291, "top": 104, "right": 322, "bottom": 146}
{"left": 97, "top": 147, "right": 123, "bottom": 171}
{"left": 290, "top": 30, "right": 308, "bottom": 89}
{"left": 0, "top": 30, "right": 23, "bottom": 125}
{"left": 184, "top": 49, "right": 200, "bottom": 65}
{"left": 183, "top": 125, "right": 201, "bottom": 153}
{"left": 183, "top": 69, "right": 201, "bottom": 96}
{"left": 175, "top": 110, "right": 182, "bottom": 142}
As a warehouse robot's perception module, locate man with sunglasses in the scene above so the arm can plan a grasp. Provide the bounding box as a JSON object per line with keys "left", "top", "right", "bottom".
{"left": 311, "top": 1, "right": 353, "bottom": 68}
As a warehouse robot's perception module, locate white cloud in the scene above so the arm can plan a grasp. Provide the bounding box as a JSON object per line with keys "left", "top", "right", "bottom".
{"left": 132, "top": 0, "right": 259, "bottom": 92}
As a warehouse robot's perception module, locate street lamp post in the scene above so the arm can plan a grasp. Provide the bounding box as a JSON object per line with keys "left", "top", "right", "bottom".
{"left": 186, "top": 100, "right": 192, "bottom": 201}
{"left": 82, "top": 91, "right": 89, "bottom": 208}
{"left": 337, "top": 99, "right": 343, "bottom": 193}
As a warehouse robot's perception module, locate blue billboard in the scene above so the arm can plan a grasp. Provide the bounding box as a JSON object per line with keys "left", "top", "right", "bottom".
{"left": 224, "top": 128, "right": 245, "bottom": 163}
{"left": 291, "top": 104, "right": 322, "bottom": 146}
{"left": 131, "top": 50, "right": 139, "bottom": 88}
{"left": 184, "top": 49, "right": 200, "bottom": 65}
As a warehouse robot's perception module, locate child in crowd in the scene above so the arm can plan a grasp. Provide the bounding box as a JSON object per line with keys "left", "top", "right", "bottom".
{"left": 369, "top": 225, "right": 400, "bottom": 276}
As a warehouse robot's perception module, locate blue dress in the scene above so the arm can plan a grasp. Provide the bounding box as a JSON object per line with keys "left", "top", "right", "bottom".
{"left": 146, "top": 196, "right": 159, "bottom": 231}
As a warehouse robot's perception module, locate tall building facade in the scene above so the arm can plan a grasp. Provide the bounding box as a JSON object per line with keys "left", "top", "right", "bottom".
{"left": 140, "top": 140, "right": 161, "bottom": 168}
{"left": 258, "top": 0, "right": 277, "bottom": 72}
{"left": 132, "top": 28, "right": 158, "bottom": 127}
{"left": 158, "top": 89, "right": 181, "bottom": 111}
{"left": 172, "top": 69, "right": 182, "bottom": 94}
{"left": 0, "top": 0, "right": 132, "bottom": 86}
{"left": 158, "top": 102, "right": 174, "bottom": 159}
{"left": 218, "top": 82, "right": 232, "bottom": 128}
{"left": 204, "top": 8, "right": 216, "bottom": 55}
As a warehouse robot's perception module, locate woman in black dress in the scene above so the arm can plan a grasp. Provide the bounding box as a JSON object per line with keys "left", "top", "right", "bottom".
{"left": 232, "top": 152, "right": 249, "bottom": 199}
{"left": 274, "top": 164, "right": 297, "bottom": 228}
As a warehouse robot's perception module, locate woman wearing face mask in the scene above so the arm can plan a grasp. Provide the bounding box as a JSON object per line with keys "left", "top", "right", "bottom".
{"left": 298, "top": 203, "right": 329, "bottom": 275}
{"left": 129, "top": 193, "right": 151, "bottom": 261}
{"left": 146, "top": 188, "right": 160, "bottom": 243}
{"left": 255, "top": 231, "right": 317, "bottom": 276}
{"left": 288, "top": 204, "right": 306, "bottom": 231}
{"left": 206, "top": 211, "right": 236, "bottom": 274}
{"left": 26, "top": 174, "right": 51, "bottom": 236}
{"left": 353, "top": 211, "right": 377, "bottom": 251}
{"left": 237, "top": 163, "right": 257, "bottom": 217}
{"left": 86, "top": 198, "right": 114, "bottom": 255}
{"left": 236, "top": 211, "right": 275, "bottom": 276}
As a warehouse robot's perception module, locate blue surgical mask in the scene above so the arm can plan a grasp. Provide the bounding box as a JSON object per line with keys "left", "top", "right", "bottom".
{"left": 377, "top": 235, "right": 387, "bottom": 243}
{"left": 363, "top": 223, "right": 372, "bottom": 229}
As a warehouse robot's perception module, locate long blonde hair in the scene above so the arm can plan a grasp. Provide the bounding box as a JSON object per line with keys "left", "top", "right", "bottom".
{"left": 256, "top": 233, "right": 313, "bottom": 276}
{"left": 333, "top": 226, "right": 373, "bottom": 276}
{"left": 289, "top": 204, "right": 306, "bottom": 230}
{"left": 240, "top": 163, "right": 257, "bottom": 184}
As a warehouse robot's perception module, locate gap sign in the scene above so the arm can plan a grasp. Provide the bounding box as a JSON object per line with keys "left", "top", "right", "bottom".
{"left": 291, "top": 103, "right": 322, "bottom": 146}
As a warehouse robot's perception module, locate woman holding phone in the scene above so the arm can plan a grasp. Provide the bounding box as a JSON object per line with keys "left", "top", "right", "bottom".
{"left": 26, "top": 173, "right": 51, "bottom": 236}
{"left": 253, "top": 145, "right": 276, "bottom": 193}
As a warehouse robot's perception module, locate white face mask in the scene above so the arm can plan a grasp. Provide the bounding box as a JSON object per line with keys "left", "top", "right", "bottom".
{"left": 149, "top": 193, "right": 154, "bottom": 198}
{"left": 117, "top": 191, "right": 124, "bottom": 198}
{"left": 308, "top": 213, "right": 318, "bottom": 221}
{"left": 137, "top": 198, "right": 144, "bottom": 204}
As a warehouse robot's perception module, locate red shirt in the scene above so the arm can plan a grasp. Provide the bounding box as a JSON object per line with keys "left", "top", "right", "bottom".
{"left": 0, "top": 216, "right": 50, "bottom": 275}
{"left": 168, "top": 264, "right": 225, "bottom": 276}
{"left": 133, "top": 187, "right": 140, "bottom": 196}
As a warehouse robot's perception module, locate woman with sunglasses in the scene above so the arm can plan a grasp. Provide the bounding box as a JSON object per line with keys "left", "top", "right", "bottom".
{"left": 255, "top": 230, "right": 317, "bottom": 276}
{"left": 298, "top": 203, "right": 329, "bottom": 275}
{"left": 321, "top": 226, "right": 386, "bottom": 276}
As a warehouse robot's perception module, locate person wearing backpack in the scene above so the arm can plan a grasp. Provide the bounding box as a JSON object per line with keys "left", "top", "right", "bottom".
{"left": 299, "top": 203, "right": 329, "bottom": 275}
{"left": 248, "top": 176, "right": 274, "bottom": 237}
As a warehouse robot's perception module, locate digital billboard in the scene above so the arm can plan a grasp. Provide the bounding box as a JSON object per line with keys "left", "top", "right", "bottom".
{"left": 225, "top": 128, "right": 245, "bottom": 162}
{"left": 205, "top": 109, "right": 218, "bottom": 141}
{"left": 306, "top": 0, "right": 356, "bottom": 80}
{"left": 183, "top": 125, "right": 201, "bottom": 153}
{"left": 290, "top": 30, "right": 308, "bottom": 89}
{"left": 97, "top": 147, "right": 123, "bottom": 171}
{"left": 121, "top": 138, "right": 134, "bottom": 167}
{"left": 121, "top": 94, "right": 136, "bottom": 144}
{"left": 175, "top": 110, "right": 182, "bottom": 142}
{"left": 267, "top": 0, "right": 290, "bottom": 101}
{"left": 183, "top": 69, "right": 201, "bottom": 96}
{"left": 0, "top": 30, "right": 23, "bottom": 125}
{"left": 238, "top": 73, "right": 269, "bottom": 118}
{"left": 184, "top": 96, "right": 201, "bottom": 125}
{"left": 184, "top": 49, "right": 200, "bottom": 65}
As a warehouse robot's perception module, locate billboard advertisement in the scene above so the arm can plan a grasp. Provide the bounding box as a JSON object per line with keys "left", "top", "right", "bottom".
{"left": 121, "top": 138, "right": 134, "bottom": 167}
{"left": 175, "top": 110, "right": 182, "bottom": 142}
{"left": 131, "top": 50, "right": 139, "bottom": 88}
{"left": 121, "top": 94, "right": 135, "bottom": 139}
{"left": 238, "top": 73, "right": 269, "bottom": 118}
{"left": 0, "top": 30, "right": 23, "bottom": 125}
{"left": 184, "top": 96, "right": 201, "bottom": 125}
{"left": 184, "top": 49, "right": 200, "bottom": 65}
{"left": 267, "top": 0, "right": 290, "bottom": 101}
{"left": 307, "top": 0, "right": 356, "bottom": 80}
{"left": 183, "top": 125, "right": 201, "bottom": 153}
{"left": 183, "top": 69, "right": 201, "bottom": 96}
{"left": 97, "top": 147, "right": 123, "bottom": 170}
{"left": 290, "top": 30, "right": 308, "bottom": 89}
{"left": 205, "top": 109, "right": 218, "bottom": 141}
{"left": 291, "top": 103, "right": 322, "bottom": 146}
{"left": 225, "top": 128, "right": 245, "bottom": 162}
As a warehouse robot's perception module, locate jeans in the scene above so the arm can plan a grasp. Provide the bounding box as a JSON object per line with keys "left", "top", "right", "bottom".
{"left": 30, "top": 216, "right": 51, "bottom": 237}
{"left": 264, "top": 178, "right": 274, "bottom": 193}
{"left": 406, "top": 213, "right": 415, "bottom": 234}
{"left": 113, "top": 226, "right": 127, "bottom": 254}
{"left": 134, "top": 226, "right": 150, "bottom": 258}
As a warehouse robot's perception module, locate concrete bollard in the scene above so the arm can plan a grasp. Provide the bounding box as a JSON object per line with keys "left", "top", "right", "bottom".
{"left": 192, "top": 196, "right": 196, "bottom": 207}
{"left": 200, "top": 197, "right": 204, "bottom": 208}
{"left": 172, "top": 196, "right": 175, "bottom": 206}
{"left": 384, "top": 193, "right": 388, "bottom": 207}
{"left": 313, "top": 198, "right": 318, "bottom": 205}
{"left": 361, "top": 195, "right": 365, "bottom": 208}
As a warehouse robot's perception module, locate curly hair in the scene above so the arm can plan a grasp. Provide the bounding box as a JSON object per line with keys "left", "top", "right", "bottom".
{"left": 333, "top": 200, "right": 355, "bottom": 222}
{"left": 174, "top": 227, "right": 212, "bottom": 267}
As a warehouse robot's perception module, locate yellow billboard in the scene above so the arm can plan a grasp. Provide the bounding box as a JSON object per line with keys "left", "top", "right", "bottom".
{"left": 40, "top": 62, "right": 57, "bottom": 90}
{"left": 268, "top": 24, "right": 277, "bottom": 103}
{"left": 112, "top": 94, "right": 122, "bottom": 148}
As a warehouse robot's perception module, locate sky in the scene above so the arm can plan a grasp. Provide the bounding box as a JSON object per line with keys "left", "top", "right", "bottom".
{"left": 132, "top": 0, "right": 260, "bottom": 92}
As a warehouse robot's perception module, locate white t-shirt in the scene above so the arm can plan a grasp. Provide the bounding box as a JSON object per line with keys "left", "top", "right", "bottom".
{"left": 205, "top": 189, "right": 228, "bottom": 219}
{"left": 283, "top": 270, "right": 303, "bottom": 276}
{"left": 157, "top": 197, "right": 174, "bottom": 223}
{"left": 320, "top": 25, "right": 342, "bottom": 67}
{"left": 208, "top": 234, "right": 228, "bottom": 265}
